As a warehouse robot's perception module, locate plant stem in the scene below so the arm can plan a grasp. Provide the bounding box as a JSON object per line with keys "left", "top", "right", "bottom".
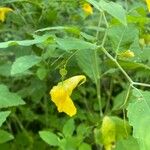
{"left": 133, "top": 82, "right": 150, "bottom": 88}
{"left": 101, "top": 46, "right": 133, "bottom": 84}
{"left": 95, "top": 12, "right": 103, "bottom": 117}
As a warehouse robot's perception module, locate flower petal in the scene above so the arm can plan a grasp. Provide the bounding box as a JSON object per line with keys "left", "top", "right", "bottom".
{"left": 58, "top": 96, "right": 76, "bottom": 117}
{"left": 146, "top": 0, "right": 150, "bottom": 12}
{"left": 50, "top": 75, "right": 86, "bottom": 116}
{"left": 0, "top": 7, "right": 13, "bottom": 22}
{"left": 58, "top": 75, "right": 86, "bottom": 96}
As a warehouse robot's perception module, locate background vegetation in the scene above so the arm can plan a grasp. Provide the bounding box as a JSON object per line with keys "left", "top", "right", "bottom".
{"left": 0, "top": 0, "right": 150, "bottom": 150}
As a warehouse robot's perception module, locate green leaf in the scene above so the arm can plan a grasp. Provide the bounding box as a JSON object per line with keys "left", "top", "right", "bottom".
{"left": 0, "top": 62, "right": 11, "bottom": 77}
{"left": 56, "top": 37, "right": 96, "bottom": 51}
{"left": 0, "top": 130, "right": 14, "bottom": 144}
{"left": 59, "top": 136, "right": 82, "bottom": 150}
{"left": 99, "top": 0, "right": 127, "bottom": 25}
{"left": 76, "top": 49, "right": 100, "bottom": 84}
{"left": 100, "top": 116, "right": 131, "bottom": 149}
{"left": 36, "top": 67, "right": 47, "bottom": 80}
{"left": 0, "top": 84, "right": 25, "bottom": 108}
{"left": 39, "top": 131, "right": 59, "bottom": 146}
{"left": 127, "top": 90, "right": 150, "bottom": 150}
{"left": 11, "top": 55, "right": 41, "bottom": 75}
{"left": 115, "top": 136, "right": 140, "bottom": 150}
{"left": 0, "top": 34, "right": 50, "bottom": 49}
{"left": 108, "top": 25, "right": 138, "bottom": 51}
{"left": 0, "top": 111, "right": 11, "bottom": 127}
{"left": 79, "top": 143, "right": 91, "bottom": 150}
{"left": 63, "top": 119, "right": 75, "bottom": 137}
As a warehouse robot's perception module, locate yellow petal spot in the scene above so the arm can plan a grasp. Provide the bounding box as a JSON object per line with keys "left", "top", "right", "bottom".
{"left": 0, "top": 7, "right": 13, "bottom": 22}
{"left": 82, "top": 3, "right": 93, "bottom": 15}
{"left": 146, "top": 0, "right": 150, "bottom": 12}
{"left": 50, "top": 75, "right": 86, "bottom": 117}
{"left": 119, "top": 50, "right": 135, "bottom": 58}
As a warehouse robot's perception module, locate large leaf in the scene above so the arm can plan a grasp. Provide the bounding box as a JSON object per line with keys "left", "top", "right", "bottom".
{"left": 0, "top": 130, "right": 14, "bottom": 144}
{"left": 0, "top": 34, "right": 50, "bottom": 49}
{"left": 100, "top": 0, "right": 126, "bottom": 25}
{"left": 76, "top": 49, "right": 100, "bottom": 84}
{"left": 115, "top": 136, "right": 140, "bottom": 150}
{"left": 39, "top": 131, "right": 59, "bottom": 146}
{"left": 87, "top": 0, "right": 127, "bottom": 25}
{"left": 127, "top": 90, "right": 150, "bottom": 150}
{"left": 11, "top": 55, "right": 41, "bottom": 75}
{"left": 108, "top": 25, "right": 139, "bottom": 51}
{"left": 0, "top": 111, "right": 11, "bottom": 127}
{"left": 0, "top": 84, "right": 25, "bottom": 108}
{"left": 56, "top": 37, "right": 96, "bottom": 51}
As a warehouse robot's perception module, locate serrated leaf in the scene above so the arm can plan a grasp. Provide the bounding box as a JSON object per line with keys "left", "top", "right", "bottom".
{"left": 127, "top": 90, "right": 150, "bottom": 150}
{"left": 39, "top": 131, "right": 59, "bottom": 146}
{"left": 11, "top": 55, "right": 41, "bottom": 75}
{"left": 0, "top": 84, "right": 25, "bottom": 108}
{"left": 0, "top": 111, "right": 11, "bottom": 127}
{"left": 76, "top": 49, "right": 100, "bottom": 84}
{"left": 63, "top": 119, "right": 75, "bottom": 137}
{"left": 100, "top": 0, "right": 127, "bottom": 25}
{"left": 0, "top": 130, "right": 14, "bottom": 144}
{"left": 56, "top": 37, "right": 96, "bottom": 51}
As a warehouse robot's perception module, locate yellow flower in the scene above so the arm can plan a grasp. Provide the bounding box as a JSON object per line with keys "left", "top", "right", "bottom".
{"left": 50, "top": 75, "right": 86, "bottom": 117}
{"left": 146, "top": 0, "right": 150, "bottom": 12}
{"left": 82, "top": 3, "right": 93, "bottom": 15}
{"left": 119, "top": 50, "right": 135, "bottom": 58}
{"left": 0, "top": 7, "right": 13, "bottom": 22}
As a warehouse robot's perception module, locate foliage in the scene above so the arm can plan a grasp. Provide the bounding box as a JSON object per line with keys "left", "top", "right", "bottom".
{"left": 0, "top": 0, "right": 150, "bottom": 150}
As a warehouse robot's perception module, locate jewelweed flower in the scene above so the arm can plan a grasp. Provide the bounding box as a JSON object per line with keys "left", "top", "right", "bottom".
{"left": 146, "top": 0, "right": 150, "bottom": 12}
{"left": 82, "top": 3, "right": 93, "bottom": 15}
{"left": 50, "top": 75, "right": 86, "bottom": 117}
{"left": 119, "top": 50, "right": 135, "bottom": 58}
{"left": 0, "top": 7, "right": 13, "bottom": 22}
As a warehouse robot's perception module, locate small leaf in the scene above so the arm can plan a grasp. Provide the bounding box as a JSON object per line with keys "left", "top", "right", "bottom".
{"left": 11, "top": 55, "right": 41, "bottom": 75}
{"left": 63, "top": 119, "right": 75, "bottom": 137}
{"left": 0, "top": 130, "right": 14, "bottom": 144}
{"left": 0, "top": 84, "right": 25, "bottom": 108}
{"left": 39, "top": 131, "right": 59, "bottom": 146}
{"left": 36, "top": 67, "right": 47, "bottom": 80}
{"left": 0, "top": 111, "right": 11, "bottom": 127}
{"left": 79, "top": 143, "right": 92, "bottom": 150}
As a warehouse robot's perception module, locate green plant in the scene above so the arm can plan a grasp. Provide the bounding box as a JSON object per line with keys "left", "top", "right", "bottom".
{"left": 0, "top": 0, "right": 150, "bottom": 150}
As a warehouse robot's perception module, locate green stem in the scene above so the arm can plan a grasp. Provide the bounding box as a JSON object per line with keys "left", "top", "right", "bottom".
{"left": 120, "top": 84, "right": 132, "bottom": 108}
{"left": 133, "top": 82, "right": 150, "bottom": 88}
{"left": 95, "top": 12, "right": 103, "bottom": 117}
{"left": 101, "top": 46, "right": 133, "bottom": 84}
